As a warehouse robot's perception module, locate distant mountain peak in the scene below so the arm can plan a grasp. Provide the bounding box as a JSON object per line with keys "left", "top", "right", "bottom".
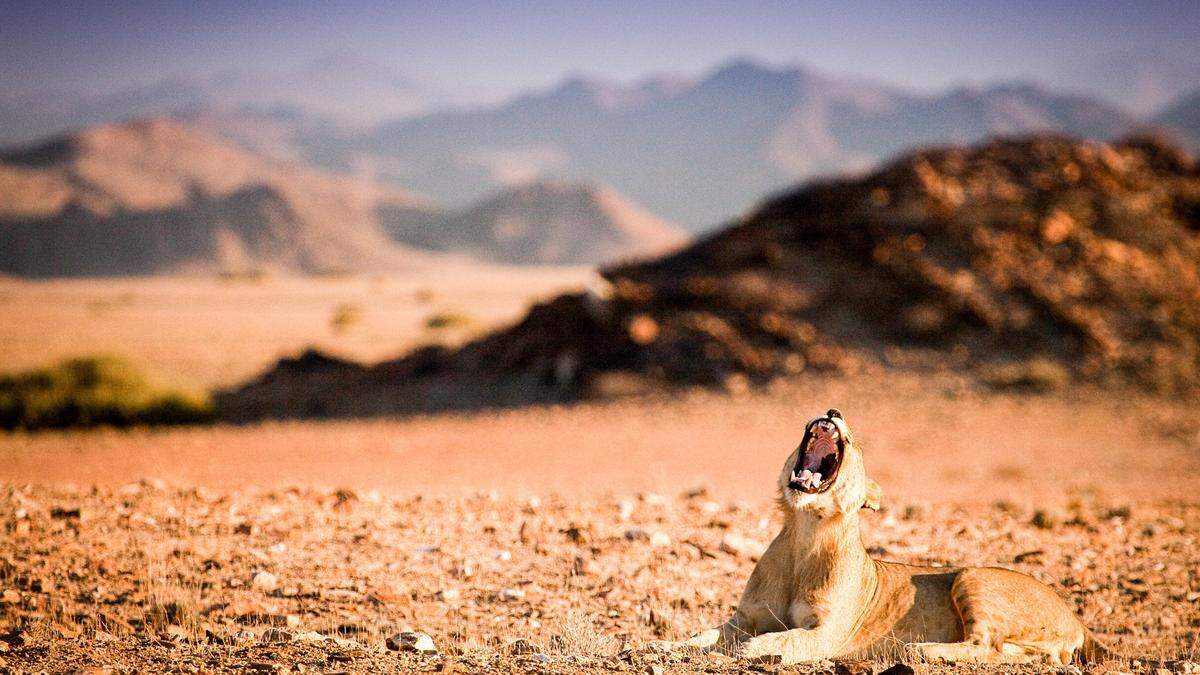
{"left": 705, "top": 57, "right": 806, "bottom": 86}
{"left": 388, "top": 179, "right": 687, "bottom": 265}
{"left": 522, "top": 73, "right": 684, "bottom": 113}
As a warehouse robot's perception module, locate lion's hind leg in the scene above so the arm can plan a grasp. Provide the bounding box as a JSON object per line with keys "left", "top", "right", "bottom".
{"left": 905, "top": 639, "right": 1037, "bottom": 664}
{"left": 915, "top": 568, "right": 1086, "bottom": 665}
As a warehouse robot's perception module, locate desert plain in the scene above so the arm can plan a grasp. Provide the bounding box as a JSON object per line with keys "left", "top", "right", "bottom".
{"left": 1, "top": 272, "right": 1198, "bottom": 674}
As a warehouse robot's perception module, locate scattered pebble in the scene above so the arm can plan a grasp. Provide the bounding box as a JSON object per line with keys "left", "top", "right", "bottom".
{"left": 624, "top": 527, "right": 650, "bottom": 541}
{"left": 250, "top": 571, "right": 278, "bottom": 593}
{"left": 259, "top": 628, "right": 292, "bottom": 643}
{"left": 719, "top": 533, "right": 762, "bottom": 558}
{"left": 386, "top": 631, "right": 437, "bottom": 655}
{"left": 498, "top": 588, "right": 526, "bottom": 601}
{"left": 506, "top": 637, "right": 542, "bottom": 655}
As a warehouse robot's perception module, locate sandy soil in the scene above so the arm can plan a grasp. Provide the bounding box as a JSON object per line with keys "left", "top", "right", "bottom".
{"left": 0, "top": 267, "right": 592, "bottom": 388}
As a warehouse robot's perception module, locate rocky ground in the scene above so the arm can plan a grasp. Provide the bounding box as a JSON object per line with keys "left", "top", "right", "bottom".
{"left": 2, "top": 482, "right": 1197, "bottom": 673}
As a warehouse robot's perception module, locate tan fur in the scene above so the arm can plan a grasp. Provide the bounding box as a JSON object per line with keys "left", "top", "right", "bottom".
{"left": 667, "top": 411, "right": 1108, "bottom": 665}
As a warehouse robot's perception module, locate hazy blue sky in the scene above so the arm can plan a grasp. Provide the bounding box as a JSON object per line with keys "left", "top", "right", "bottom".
{"left": 3, "top": 0, "right": 1198, "bottom": 110}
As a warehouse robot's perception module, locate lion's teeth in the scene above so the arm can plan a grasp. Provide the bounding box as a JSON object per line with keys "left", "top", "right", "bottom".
{"left": 811, "top": 472, "right": 822, "bottom": 487}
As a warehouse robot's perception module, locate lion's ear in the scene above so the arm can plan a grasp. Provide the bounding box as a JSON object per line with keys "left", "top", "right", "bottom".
{"left": 862, "top": 478, "right": 883, "bottom": 511}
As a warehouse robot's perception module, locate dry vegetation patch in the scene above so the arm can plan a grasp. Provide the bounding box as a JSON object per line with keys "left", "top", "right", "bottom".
{"left": 0, "top": 356, "right": 212, "bottom": 431}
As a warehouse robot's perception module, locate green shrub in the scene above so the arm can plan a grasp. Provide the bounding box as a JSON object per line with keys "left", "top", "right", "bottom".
{"left": 217, "top": 268, "right": 269, "bottom": 283}
{"left": 330, "top": 303, "right": 363, "bottom": 333}
{"left": 0, "top": 357, "right": 214, "bottom": 431}
{"left": 980, "top": 358, "right": 1070, "bottom": 393}
{"left": 425, "top": 312, "right": 473, "bottom": 330}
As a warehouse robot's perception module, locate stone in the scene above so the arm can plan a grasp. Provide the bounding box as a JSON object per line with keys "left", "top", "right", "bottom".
{"left": 506, "top": 637, "right": 542, "bottom": 655}
{"left": 260, "top": 628, "right": 292, "bottom": 643}
{"left": 321, "top": 588, "right": 362, "bottom": 602}
{"left": 250, "top": 571, "right": 278, "bottom": 593}
{"left": 499, "top": 587, "right": 526, "bottom": 601}
{"left": 618, "top": 499, "right": 636, "bottom": 521}
{"left": 624, "top": 528, "right": 650, "bottom": 542}
{"left": 386, "top": 630, "right": 437, "bottom": 655}
{"left": 719, "top": 533, "right": 761, "bottom": 557}
{"left": 1031, "top": 508, "right": 1061, "bottom": 529}
{"left": 50, "top": 507, "right": 82, "bottom": 520}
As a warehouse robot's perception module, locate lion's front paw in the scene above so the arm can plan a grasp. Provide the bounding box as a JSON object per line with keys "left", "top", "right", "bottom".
{"left": 739, "top": 634, "right": 786, "bottom": 663}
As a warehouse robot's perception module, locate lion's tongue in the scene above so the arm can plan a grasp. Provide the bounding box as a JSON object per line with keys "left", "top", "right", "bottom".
{"left": 803, "top": 436, "right": 836, "bottom": 472}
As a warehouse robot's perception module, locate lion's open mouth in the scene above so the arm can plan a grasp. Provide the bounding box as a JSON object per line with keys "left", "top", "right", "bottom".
{"left": 788, "top": 419, "right": 844, "bottom": 493}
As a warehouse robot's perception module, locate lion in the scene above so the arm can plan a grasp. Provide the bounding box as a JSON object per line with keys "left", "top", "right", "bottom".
{"left": 665, "top": 408, "right": 1117, "bottom": 665}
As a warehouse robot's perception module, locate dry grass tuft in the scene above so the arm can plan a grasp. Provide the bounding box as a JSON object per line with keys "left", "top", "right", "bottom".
{"left": 548, "top": 611, "right": 621, "bottom": 657}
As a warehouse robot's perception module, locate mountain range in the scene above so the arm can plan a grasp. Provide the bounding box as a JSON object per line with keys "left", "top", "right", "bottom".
{"left": 3, "top": 57, "right": 1200, "bottom": 275}
{"left": 0, "top": 119, "right": 434, "bottom": 276}
{"left": 0, "top": 55, "right": 440, "bottom": 147}
{"left": 187, "top": 59, "right": 1199, "bottom": 232}
{"left": 0, "top": 119, "right": 686, "bottom": 276}
{"left": 357, "top": 60, "right": 1151, "bottom": 229}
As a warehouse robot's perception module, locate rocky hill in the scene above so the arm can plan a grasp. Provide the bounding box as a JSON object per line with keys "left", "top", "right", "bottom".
{"left": 0, "top": 118, "right": 435, "bottom": 276}
{"left": 218, "top": 134, "right": 1200, "bottom": 420}
{"left": 388, "top": 180, "right": 687, "bottom": 265}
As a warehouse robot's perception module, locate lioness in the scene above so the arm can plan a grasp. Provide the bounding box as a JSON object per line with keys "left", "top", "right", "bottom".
{"left": 670, "top": 409, "right": 1115, "bottom": 665}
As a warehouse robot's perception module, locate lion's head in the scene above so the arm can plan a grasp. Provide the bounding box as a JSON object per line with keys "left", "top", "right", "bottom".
{"left": 777, "top": 408, "right": 881, "bottom": 516}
